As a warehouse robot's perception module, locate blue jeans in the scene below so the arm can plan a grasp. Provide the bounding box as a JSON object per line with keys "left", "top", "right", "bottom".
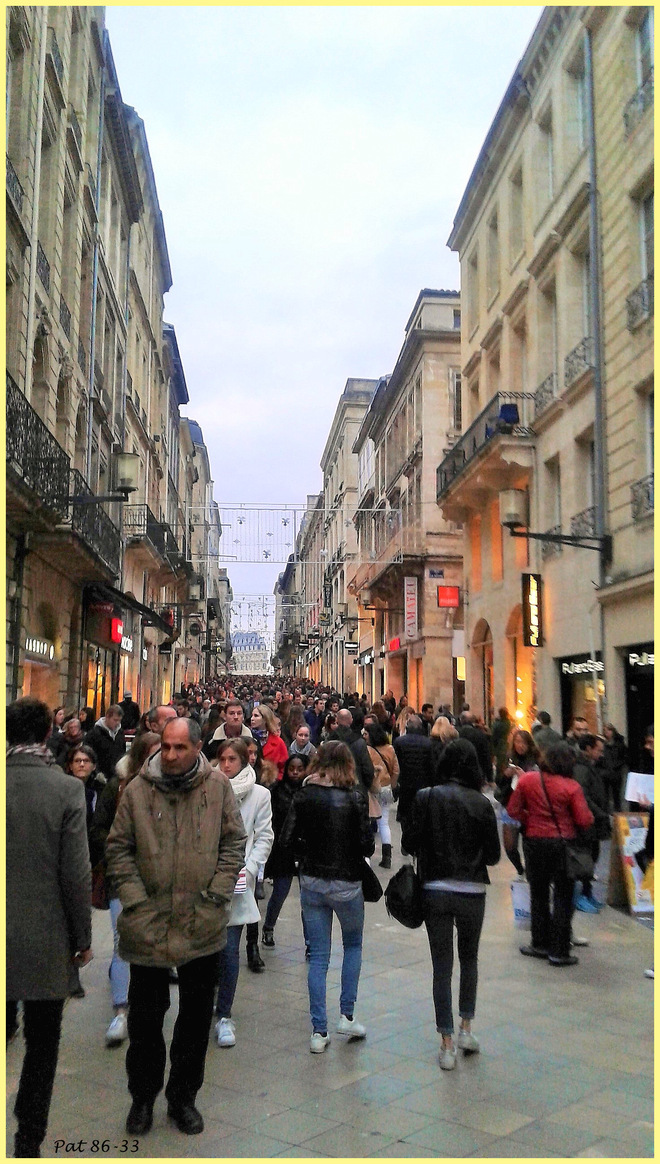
{"left": 109, "top": 897, "right": 130, "bottom": 1009}
{"left": 215, "top": 924, "right": 242, "bottom": 1018}
{"left": 300, "top": 878, "right": 364, "bottom": 1034}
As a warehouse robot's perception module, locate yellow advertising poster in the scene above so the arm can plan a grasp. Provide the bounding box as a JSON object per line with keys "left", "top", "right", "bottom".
{"left": 608, "top": 814, "right": 653, "bottom": 913}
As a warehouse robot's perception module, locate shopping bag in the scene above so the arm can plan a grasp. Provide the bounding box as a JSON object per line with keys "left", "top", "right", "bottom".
{"left": 511, "top": 879, "right": 531, "bottom": 930}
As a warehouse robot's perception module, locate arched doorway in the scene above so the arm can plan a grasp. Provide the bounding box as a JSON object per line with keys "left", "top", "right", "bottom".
{"left": 472, "top": 619, "right": 494, "bottom": 726}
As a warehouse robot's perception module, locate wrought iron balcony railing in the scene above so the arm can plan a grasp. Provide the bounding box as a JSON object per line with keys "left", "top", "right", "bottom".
{"left": 564, "top": 336, "right": 594, "bottom": 389}
{"left": 541, "top": 524, "right": 563, "bottom": 560}
{"left": 64, "top": 469, "right": 121, "bottom": 577}
{"left": 626, "top": 276, "right": 654, "bottom": 331}
{"left": 570, "top": 505, "right": 596, "bottom": 538}
{"left": 123, "top": 503, "right": 169, "bottom": 560}
{"left": 6, "top": 371, "right": 70, "bottom": 515}
{"left": 47, "top": 27, "right": 64, "bottom": 85}
{"left": 623, "top": 69, "right": 654, "bottom": 136}
{"left": 37, "top": 241, "right": 50, "bottom": 293}
{"left": 631, "top": 473, "right": 654, "bottom": 522}
{"left": 59, "top": 295, "right": 71, "bottom": 339}
{"left": 436, "top": 391, "right": 535, "bottom": 501}
{"left": 6, "top": 154, "right": 24, "bottom": 216}
{"left": 534, "top": 371, "right": 558, "bottom": 417}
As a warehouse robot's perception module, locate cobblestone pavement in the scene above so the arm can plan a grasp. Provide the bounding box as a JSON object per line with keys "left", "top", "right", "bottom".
{"left": 7, "top": 819, "right": 654, "bottom": 1159}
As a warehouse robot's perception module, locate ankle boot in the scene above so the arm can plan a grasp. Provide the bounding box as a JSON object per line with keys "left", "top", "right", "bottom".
{"left": 378, "top": 844, "right": 392, "bottom": 869}
{"left": 247, "top": 941, "right": 266, "bottom": 973}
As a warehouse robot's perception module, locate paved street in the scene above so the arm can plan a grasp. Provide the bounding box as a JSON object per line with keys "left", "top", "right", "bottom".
{"left": 7, "top": 818, "right": 653, "bottom": 1160}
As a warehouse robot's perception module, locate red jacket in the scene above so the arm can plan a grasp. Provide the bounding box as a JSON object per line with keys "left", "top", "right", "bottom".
{"left": 262, "top": 732, "right": 289, "bottom": 780}
{"left": 507, "top": 771, "right": 594, "bottom": 839}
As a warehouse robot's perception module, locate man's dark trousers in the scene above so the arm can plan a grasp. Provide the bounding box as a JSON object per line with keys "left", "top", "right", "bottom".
{"left": 8, "top": 998, "right": 64, "bottom": 1156}
{"left": 126, "top": 952, "right": 220, "bottom": 1107}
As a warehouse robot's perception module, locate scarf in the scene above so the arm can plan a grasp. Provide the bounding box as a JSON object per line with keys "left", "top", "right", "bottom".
{"left": 153, "top": 756, "right": 201, "bottom": 793}
{"left": 7, "top": 743, "right": 59, "bottom": 765}
{"left": 251, "top": 727, "right": 267, "bottom": 745}
{"left": 230, "top": 764, "right": 257, "bottom": 803}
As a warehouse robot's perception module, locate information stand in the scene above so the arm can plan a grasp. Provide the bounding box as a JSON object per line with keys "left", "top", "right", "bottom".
{"left": 607, "top": 814, "right": 653, "bottom": 913}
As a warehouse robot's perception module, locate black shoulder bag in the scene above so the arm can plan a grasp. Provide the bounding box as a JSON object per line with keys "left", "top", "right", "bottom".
{"left": 539, "top": 773, "right": 594, "bottom": 882}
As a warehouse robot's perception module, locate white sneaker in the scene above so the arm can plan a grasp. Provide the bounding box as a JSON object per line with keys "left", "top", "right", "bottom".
{"left": 105, "top": 1012, "right": 128, "bottom": 1046}
{"left": 215, "top": 1017, "right": 236, "bottom": 1047}
{"left": 336, "top": 1014, "right": 366, "bottom": 1039}
{"left": 439, "top": 1043, "right": 457, "bottom": 1070}
{"left": 644, "top": 968, "right": 654, "bottom": 979}
{"left": 457, "top": 1028, "right": 480, "bottom": 1053}
{"left": 310, "top": 1032, "right": 331, "bottom": 1054}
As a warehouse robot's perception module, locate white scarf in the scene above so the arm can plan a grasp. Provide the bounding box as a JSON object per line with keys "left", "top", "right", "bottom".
{"left": 230, "top": 764, "right": 257, "bottom": 803}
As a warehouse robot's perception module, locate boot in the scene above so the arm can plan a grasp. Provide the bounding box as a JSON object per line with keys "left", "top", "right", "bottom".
{"left": 378, "top": 844, "right": 392, "bottom": 870}
{"left": 247, "top": 941, "right": 266, "bottom": 973}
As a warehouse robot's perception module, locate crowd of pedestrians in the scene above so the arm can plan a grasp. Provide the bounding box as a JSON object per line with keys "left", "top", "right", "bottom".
{"left": 6, "top": 677, "right": 651, "bottom": 1153}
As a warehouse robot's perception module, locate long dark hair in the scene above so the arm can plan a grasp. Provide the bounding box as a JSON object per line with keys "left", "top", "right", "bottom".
{"left": 363, "top": 720, "right": 389, "bottom": 749}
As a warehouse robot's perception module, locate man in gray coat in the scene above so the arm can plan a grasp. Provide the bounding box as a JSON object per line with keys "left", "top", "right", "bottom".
{"left": 7, "top": 697, "right": 92, "bottom": 1159}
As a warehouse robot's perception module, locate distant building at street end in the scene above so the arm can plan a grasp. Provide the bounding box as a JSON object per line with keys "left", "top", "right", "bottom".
{"left": 231, "top": 631, "right": 271, "bottom": 675}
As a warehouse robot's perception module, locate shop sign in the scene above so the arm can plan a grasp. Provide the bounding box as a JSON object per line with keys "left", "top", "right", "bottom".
{"left": 110, "top": 617, "right": 124, "bottom": 644}
{"left": 404, "top": 576, "right": 418, "bottom": 640}
{"left": 120, "top": 634, "right": 133, "bottom": 653}
{"left": 629, "top": 651, "right": 654, "bottom": 668}
{"left": 345, "top": 641, "right": 358, "bottom": 654}
{"left": 25, "top": 636, "right": 55, "bottom": 660}
{"left": 428, "top": 568, "right": 444, "bottom": 579}
{"left": 299, "top": 639, "right": 309, "bottom": 649}
{"left": 388, "top": 637, "right": 401, "bottom": 652}
{"left": 319, "top": 610, "right": 331, "bottom": 626}
{"left": 88, "top": 602, "right": 114, "bottom": 615}
{"left": 561, "top": 659, "right": 604, "bottom": 675}
{"left": 437, "top": 585, "right": 460, "bottom": 608}
{"left": 522, "top": 573, "right": 543, "bottom": 647}
{"left": 142, "top": 648, "right": 148, "bottom": 662}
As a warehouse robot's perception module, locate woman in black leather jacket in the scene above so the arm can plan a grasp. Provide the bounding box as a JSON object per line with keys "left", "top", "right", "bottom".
{"left": 280, "top": 741, "right": 374, "bottom": 1054}
{"left": 402, "top": 738, "right": 500, "bottom": 1071}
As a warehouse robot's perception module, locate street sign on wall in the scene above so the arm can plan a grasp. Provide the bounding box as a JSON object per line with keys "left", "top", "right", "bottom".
{"left": 404, "top": 576, "right": 418, "bottom": 640}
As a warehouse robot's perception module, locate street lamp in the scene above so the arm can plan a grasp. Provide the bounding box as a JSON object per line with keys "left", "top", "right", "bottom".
{"left": 67, "top": 450, "right": 140, "bottom": 504}
{"left": 499, "top": 490, "right": 611, "bottom": 559}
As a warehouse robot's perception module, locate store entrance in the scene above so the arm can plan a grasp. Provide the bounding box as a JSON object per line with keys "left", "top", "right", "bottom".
{"left": 85, "top": 645, "right": 119, "bottom": 719}
{"left": 625, "top": 645, "right": 654, "bottom": 769}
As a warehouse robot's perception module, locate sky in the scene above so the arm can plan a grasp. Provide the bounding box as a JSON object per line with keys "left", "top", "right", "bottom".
{"left": 105, "top": 4, "right": 543, "bottom": 641}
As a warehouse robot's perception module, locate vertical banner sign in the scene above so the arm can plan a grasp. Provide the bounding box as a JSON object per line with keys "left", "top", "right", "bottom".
{"left": 522, "top": 573, "right": 543, "bottom": 647}
{"left": 404, "top": 576, "right": 418, "bottom": 640}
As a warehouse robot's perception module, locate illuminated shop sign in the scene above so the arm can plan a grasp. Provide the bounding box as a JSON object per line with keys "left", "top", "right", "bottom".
{"left": 437, "top": 585, "right": 460, "bottom": 608}
{"left": 25, "top": 636, "right": 55, "bottom": 660}
{"left": 629, "top": 651, "right": 654, "bottom": 667}
{"left": 388, "top": 637, "right": 401, "bottom": 652}
{"left": 110, "top": 617, "right": 124, "bottom": 644}
{"left": 522, "top": 573, "right": 544, "bottom": 647}
{"left": 561, "top": 659, "right": 604, "bottom": 675}
{"left": 120, "top": 635, "right": 133, "bottom": 653}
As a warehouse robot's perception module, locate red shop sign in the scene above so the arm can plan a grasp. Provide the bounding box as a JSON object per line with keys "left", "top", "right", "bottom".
{"left": 437, "top": 586, "right": 460, "bottom": 608}
{"left": 388, "top": 637, "right": 401, "bottom": 652}
{"left": 110, "top": 617, "right": 124, "bottom": 644}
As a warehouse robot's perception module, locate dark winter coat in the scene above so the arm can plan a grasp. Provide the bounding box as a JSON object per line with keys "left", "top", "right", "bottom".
{"left": 328, "top": 725, "right": 375, "bottom": 792}
{"left": 572, "top": 756, "right": 611, "bottom": 840}
{"left": 457, "top": 724, "right": 493, "bottom": 785}
{"left": 85, "top": 720, "right": 127, "bottom": 781}
{"left": 264, "top": 775, "right": 302, "bottom": 878}
{"left": 280, "top": 776, "right": 374, "bottom": 881}
{"left": 7, "top": 752, "right": 91, "bottom": 1000}
{"left": 393, "top": 731, "right": 435, "bottom": 824}
{"left": 402, "top": 781, "right": 501, "bottom": 886}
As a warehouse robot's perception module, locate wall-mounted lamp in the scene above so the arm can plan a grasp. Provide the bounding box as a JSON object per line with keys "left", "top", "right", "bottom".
{"left": 499, "top": 490, "right": 611, "bottom": 560}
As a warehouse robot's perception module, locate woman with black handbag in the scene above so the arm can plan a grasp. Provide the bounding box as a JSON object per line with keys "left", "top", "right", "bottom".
{"left": 507, "top": 743, "right": 594, "bottom": 968}
{"left": 280, "top": 741, "right": 375, "bottom": 1054}
{"left": 402, "top": 739, "right": 500, "bottom": 1071}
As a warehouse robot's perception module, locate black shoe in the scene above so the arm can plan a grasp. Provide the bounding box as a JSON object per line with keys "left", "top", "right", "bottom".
{"left": 305, "top": 944, "right": 311, "bottom": 961}
{"left": 261, "top": 928, "right": 275, "bottom": 948}
{"left": 378, "top": 844, "right": 392, "bottom": 869}
{"left": 14, "top": 1134, "right": 41, "bottom": 1158}
{"left": 247, "top": 942, "right": 266, "bottom": 973}
{"left": 519, "top": 945, "right": 549, "bottom": 959}
{"left": 548, "top": 954, "right": 579, "bottom": 967}
{"left": 168, "top": 968, "right": 179, "bottom": 984}
{"left": 126, "top": 1100, "right": 154, "bottom": 1135}
{"left": 167, "top": 1103, "right": 204, "bottom": 1135}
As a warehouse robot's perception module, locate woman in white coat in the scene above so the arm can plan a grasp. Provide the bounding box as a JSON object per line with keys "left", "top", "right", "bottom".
{"left": 213, "top": 738, "right": 274, "bottom": 1048}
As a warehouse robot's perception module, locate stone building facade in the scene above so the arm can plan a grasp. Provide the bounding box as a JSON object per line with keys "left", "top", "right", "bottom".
{"left": 350, "top": 291, "right": 464, "bottom": 709}
{"left": 6, "top": 6, "right": 230, "bottom": 711}
{"left": 437, "top": 7, "right": 653, "bottom": 752}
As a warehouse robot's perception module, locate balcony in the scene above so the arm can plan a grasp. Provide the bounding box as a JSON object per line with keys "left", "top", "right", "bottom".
{"left": 64, "top": 469, "right": 121, "bottom": 577}
{"left": 623, "top": 69, "right": 653, "bottom": 136}
{"left": 534, "top": 371, "right": 558, "bottom": 417}
{"left": 570, "top": 505, "right": 595, "bottom": 538}
{"left": 436, "top": 391, "right": 535, "bottom": 506}
{"left": 6, "top": 154, "right": 24, "bottom": 217}
{"left": 59, "top": 295, "right": 71, "bottom": 339}
{"left": 6, "top": 372, "right": 70, "bottom": 516}
{"left": 626, "top": 276, "right": 654, "bottom": 331}
{"left": 631, "top": 473, "right": 654, "bottom": 522}
{"left": 541, "top": 524, "right": 563, "bottom": 561}
{"left": 37, "top": 241, "right": 50, "bottom": 293}
{"left": 123, "top": 503, "right": 169, "bottom": 561}
{"left": 564, "top": 337, "right": 594, "bottom": 390}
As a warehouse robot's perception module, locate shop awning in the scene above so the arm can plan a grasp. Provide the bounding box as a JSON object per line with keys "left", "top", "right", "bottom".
{"left": 84, "top": 584, "right": 174, "bottom": 636}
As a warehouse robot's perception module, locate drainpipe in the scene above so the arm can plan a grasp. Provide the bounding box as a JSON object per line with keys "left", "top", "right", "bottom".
{"left": 584, "top": 25, "right": 608, "bottom": 725}
{"left": 24, "top": 10, "right": 48, "bottom": 404}
{"left": 85, "top": 56, "right": 106, "bottom": 483}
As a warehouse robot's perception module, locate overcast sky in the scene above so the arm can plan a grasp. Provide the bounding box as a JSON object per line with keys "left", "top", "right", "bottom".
{"left": 105, "top": 5, "right": 542, "bottom": 637}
